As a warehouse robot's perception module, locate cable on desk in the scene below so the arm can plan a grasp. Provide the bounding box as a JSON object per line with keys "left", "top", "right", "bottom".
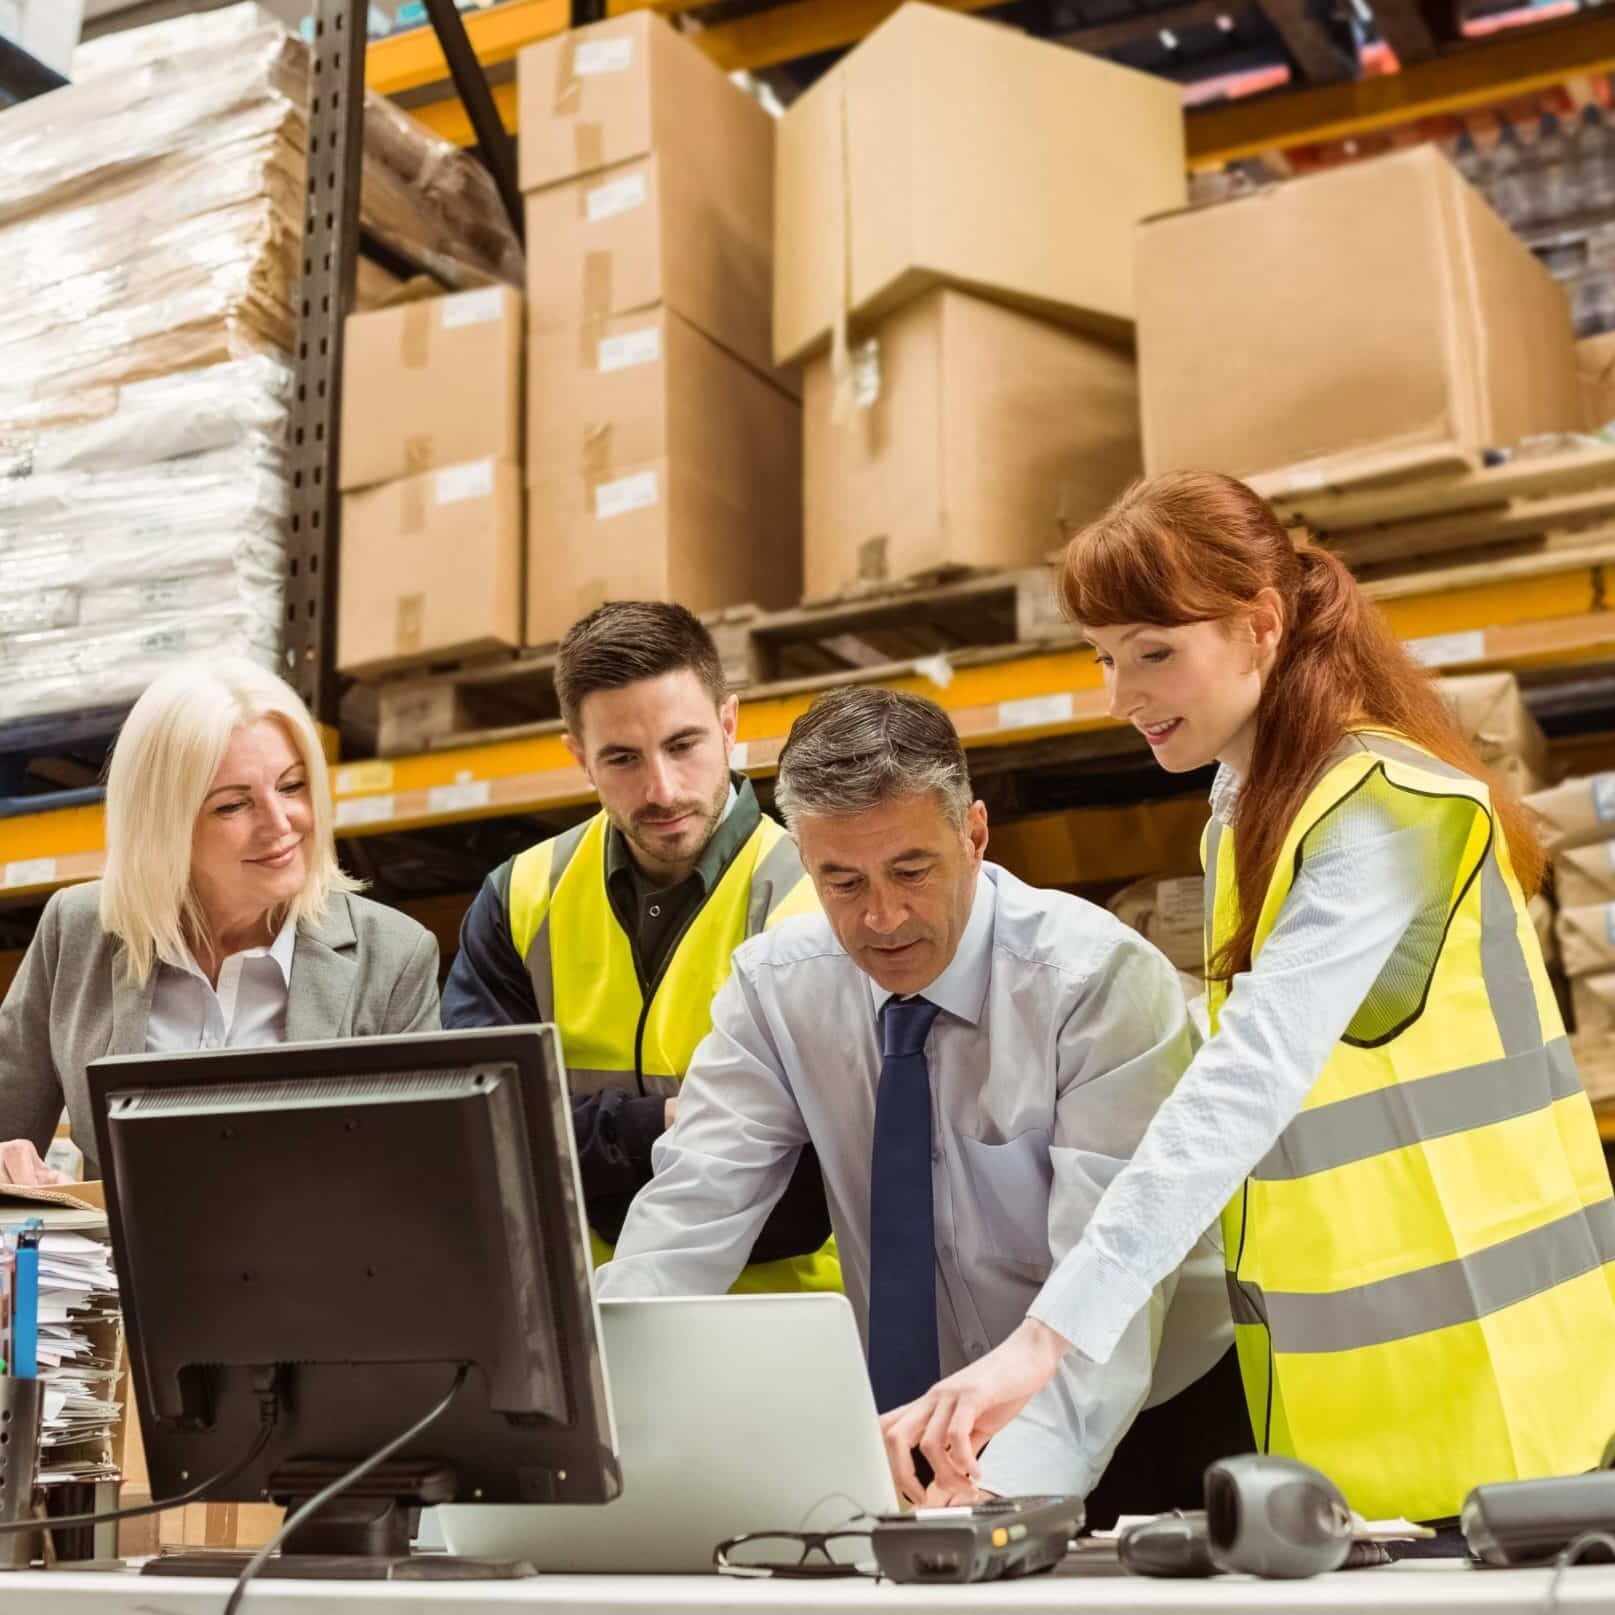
{"left": 222, "top": 1361, "right": 469, "bottom": 1615}
{"left": 1542, "top": 1530, "right": 1615, "bottom": 1615}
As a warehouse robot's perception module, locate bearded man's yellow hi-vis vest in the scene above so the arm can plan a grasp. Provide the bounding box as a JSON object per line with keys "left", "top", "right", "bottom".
{"left": 507, "top": 808, "right": 841, "bottom": 1296}
{"left": 1204, "top": 729, "right": 1615, "bottom": 1523}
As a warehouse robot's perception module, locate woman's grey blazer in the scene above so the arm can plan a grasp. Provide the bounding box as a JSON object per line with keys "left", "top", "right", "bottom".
{"left": 0, "top": 881, "right": 441, "bottom": 1178}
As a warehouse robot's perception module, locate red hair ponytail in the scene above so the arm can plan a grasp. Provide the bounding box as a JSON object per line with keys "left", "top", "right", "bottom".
{"left": 1060, "top": 471, "right": 1544, "bottom": 980}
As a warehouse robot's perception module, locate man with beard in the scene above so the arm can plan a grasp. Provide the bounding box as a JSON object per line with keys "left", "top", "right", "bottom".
{"left": 441, "top": 602, "right": 839, "bottom": 1292}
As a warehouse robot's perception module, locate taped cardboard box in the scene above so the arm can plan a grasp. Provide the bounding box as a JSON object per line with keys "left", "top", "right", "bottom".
{"left": 1438, "top": 671, "right": 1548, "bottom": 795}
{"left": 1555, "top": 902, "right": 1615, "bottom": 979}
{"left": 519, "top": 13, "right": 785, "bottom": 390}
{"left": 1556, "top": 841, "right": 1615, "bottom": 909}
{"left": 1138, "top": 147, "right": 1582, "bottom": 488}
{"left": 339, "top": 285, "right": 522, "bottom": 492}
{"left": 1527, "top": 772, "right": 1615, "bottom": 854}
{"left": 773, "top": 2, "right": 1184, "bottom": 368}
{"left": 526, "top": 310, "right": 799, "bottom": 644}
{"left": 339, "top": 459, "right": 523, "bottom": 676}
{"left": 803, "top": 288, "right": 1139, "bottom": 599}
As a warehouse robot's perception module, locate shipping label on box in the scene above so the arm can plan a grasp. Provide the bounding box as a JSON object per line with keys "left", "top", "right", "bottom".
{"left": 338, "top": 287, "right": 523, "bottom": 492}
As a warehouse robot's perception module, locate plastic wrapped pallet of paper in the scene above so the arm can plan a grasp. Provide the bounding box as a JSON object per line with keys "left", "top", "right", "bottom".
{"left": 0, "top": 3, "right": 520, "bottom": 725}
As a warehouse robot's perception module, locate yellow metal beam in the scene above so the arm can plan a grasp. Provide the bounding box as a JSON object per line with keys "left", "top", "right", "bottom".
{"left": 404, "top": 79, "right": 521, "bottom": 147}
{"left": 1187, "top": 9, "right": 1615, "bottom": 167}
{"left": 364, "top": 0, "right": 568, "bottom": 97}
{"left": 4, "top": 566, "right": 1615, "bottom": 903}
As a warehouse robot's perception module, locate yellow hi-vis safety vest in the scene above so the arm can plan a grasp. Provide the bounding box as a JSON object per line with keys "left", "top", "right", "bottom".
{"left": 507, "top": 808, "right": 842, "bottom": 1296}
{"left": 1205, "top": 729, "right": 1615, "bottom": 1522}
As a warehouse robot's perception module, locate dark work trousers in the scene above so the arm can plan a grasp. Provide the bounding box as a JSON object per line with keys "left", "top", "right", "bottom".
{"left": 1081, "top": 1347, "right": 1253, "bottom": 1533}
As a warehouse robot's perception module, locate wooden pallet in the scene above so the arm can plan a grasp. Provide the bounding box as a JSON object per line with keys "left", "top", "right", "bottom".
{"left": 1264, "top": 444, "right": 1615, "bottom": 569}
{"left": 355, "top": 565, "right": 1069, "bottom": 757}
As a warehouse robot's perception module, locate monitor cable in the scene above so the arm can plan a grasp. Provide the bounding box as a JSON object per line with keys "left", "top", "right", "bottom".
{"left": 0, "top": 1366, "right": 282, "bottom": 1541}
{"left": 223, "top": 1361, "right": 469, "bottom": 1615}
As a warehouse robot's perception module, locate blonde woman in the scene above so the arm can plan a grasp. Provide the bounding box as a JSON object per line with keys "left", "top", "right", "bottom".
{"left": 0, "top": 657, "right": 439, "bottom": 1184}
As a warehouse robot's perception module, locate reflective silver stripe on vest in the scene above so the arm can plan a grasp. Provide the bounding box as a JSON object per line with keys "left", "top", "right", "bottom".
{"left": 566, "top": 1067, "right": 678, "bottom": 1100}
{"left": 1226, "top": 1273, "right": 1266, "bottom": 1328}
{"left": 1244, "top": 1197, "right": 1615, "bottom": 1355}
{"left": 1253, "top": 1038, "right": 1581, "bottom": 1181}
{"left": 1481, "top": 851, "right": 1543, "bottom": 1057}
{"left": 1354, "top": 733, "right": 1470, "bottom": 781}
{"left": 1203, "top": 818, "right": 1225, "bottom": 968}
{"left": 522, "top": 818, "right": 593, "bottom": 1024}
{"left": 745, "top": 832, "right": 807, "bottom": 938}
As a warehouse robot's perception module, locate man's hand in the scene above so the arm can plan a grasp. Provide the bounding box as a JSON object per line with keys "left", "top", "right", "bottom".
{"left": 0, "top": 1139, "right": 71, "bottom": 1188}
{"left": 663, "top": 1097, "right": 679, "bottom": 1129}
{"left": 878, "top": 1317, "right": 1071, "bottom": 1502}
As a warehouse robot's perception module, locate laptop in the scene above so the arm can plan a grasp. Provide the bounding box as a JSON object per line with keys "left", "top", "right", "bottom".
{"left": 436, "top": 1293, "right": 899, "bottom": 1573}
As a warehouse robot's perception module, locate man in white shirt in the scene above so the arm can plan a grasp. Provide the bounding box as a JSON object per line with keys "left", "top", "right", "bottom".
{"left": 598, "top": 687, "right": 1241, "bottom": 1513}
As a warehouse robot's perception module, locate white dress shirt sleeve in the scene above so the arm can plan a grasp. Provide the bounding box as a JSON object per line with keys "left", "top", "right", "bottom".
{"left": 980, "top": 930, "right": 1197, "bottom": 1498}
{"left": 596, "top": 953, "right": 809, "bottom": 1299}
{"left": 1027, "top": 790, "right": 1470, "bottom": 1368}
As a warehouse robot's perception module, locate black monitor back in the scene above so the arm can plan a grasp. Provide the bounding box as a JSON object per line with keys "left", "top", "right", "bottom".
{"left": 87, "top": 1027, "right": 618, "bottom": 1516}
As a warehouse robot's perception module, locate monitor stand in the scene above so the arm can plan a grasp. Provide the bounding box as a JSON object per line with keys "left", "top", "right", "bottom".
{"left": 140, "top": 1459, "right": 537, "bottom": 1581}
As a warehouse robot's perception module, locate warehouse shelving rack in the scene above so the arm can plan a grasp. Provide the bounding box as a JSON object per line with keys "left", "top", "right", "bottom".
{"left": 5, "top": 0, "right": 1615, "bottom": 927}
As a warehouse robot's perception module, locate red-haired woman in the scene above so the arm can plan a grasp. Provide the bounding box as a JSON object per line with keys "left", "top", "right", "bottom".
{"left": 884, "top": 470, "right": 1615, "bottom": 1529}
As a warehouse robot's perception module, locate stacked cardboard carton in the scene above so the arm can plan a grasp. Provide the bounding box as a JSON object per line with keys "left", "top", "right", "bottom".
{"left": 1137, "top": 147, "right": 1583, "bottom": 491}
{"left": 0, "top": 4, "right": 519, "bottom": 725}
{"left": 337, "top": 286, "right": 525, "bottom": 675}
{"left": 1536, "top": 771, "right": 1615, "bottom": 1035}
{"left": 1108, "top": 875, "right": 1204, "bottom": 1005}
{"left": 778, "top": 4, "right": 1184, "bottom": 600}
{"left": 516, "top": 13, "right": 801, "bottom": 647}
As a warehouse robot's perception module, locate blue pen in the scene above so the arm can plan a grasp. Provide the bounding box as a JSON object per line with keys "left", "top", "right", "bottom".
{"left": 12, "top": 1221, "right": 40, "bottom": 1380}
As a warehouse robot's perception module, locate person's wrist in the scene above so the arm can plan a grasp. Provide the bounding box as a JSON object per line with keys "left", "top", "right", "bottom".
{"left": 1017, "top": 1316, "right": 1072, "bottom": 1378}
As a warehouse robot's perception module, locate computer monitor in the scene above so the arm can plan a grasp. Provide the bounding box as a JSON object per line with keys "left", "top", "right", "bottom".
{"left": 85, "top": 1027, "right": 619, "bottom": 1580}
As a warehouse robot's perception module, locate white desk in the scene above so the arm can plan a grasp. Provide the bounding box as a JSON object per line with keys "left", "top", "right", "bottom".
{"left": 0, "top": 1561, "right": 1611, "bottom": 1613}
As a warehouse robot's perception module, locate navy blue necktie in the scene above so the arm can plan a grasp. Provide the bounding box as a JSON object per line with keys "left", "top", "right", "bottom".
{"left": 867, "top": 994, "right": 943, "bottom": 1414}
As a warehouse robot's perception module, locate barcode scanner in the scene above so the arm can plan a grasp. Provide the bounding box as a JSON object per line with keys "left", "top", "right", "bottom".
{"left": 1204, "top": 1455, "right": 1356, "bottom": 1578}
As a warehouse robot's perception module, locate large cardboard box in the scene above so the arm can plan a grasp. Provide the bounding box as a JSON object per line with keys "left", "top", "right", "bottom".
{"left": 339, "top": 459, "right": 523, "bottom": 674}
{"left": 526, "top": 311, "right": 800, "bottom": 646}
{"left": 1138, "top": 147, "right": 1583, "bottom": 488}
{"left": 1528, "top": 772, "right": 1615, "bottom": 855}
{"left": 773, "top": 3, "right": 1185, "bottom": 367}
{"left": 518, "top": 13, "right": 782, "bottom": 386}
{"left": 1438, "top": 671, "right": 1548, "bottom": 796}
{"left": 1572, "top": 972, "right": 1615, "bottom": 1037}
{"left": 339, "top": 286, "right": 522, "bottom": 492}
{"left": 802, "top": 288, "right": 1138, "bottom": 599}
{"left": 1557, "top": 841, "right": 1615, "bottom": 909}
{"left": 1556, "top": 902, "right": 1615, "bottom": 980}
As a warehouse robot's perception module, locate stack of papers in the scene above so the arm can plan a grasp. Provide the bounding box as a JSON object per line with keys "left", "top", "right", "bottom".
{"left": 30, "top": 1230, "right": 120, "bottom": 1487}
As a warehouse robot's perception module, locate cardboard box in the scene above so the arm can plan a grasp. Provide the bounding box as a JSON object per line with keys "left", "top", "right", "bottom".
{"left": 1556, "top": 902, "right": 1615, "bottom": 980}
{"left": 773, "top": 2, "right": 1185, "bottom": 367}
{"left": 802, "top": 289, "right": 1139, "bottom": 598}
{"left": 1573, "top": 973, "right": 1615, "bottom": 1037}
{"left": 1578, "top": 332, "right": 1615, "bottom": 431}
{"left": 339, "top": 459, "right": 523, "bottom": 674}
{"left": 518, "top": 13, "right": 783, "bottom": 387}
{"left": 1571, "top": 1029, "right": 1615, "bottom": 1107}
{"left": 339, "top": 286, "right": 522, "bottom": 492}
{"left": 526, "top": 312, "right": 800, "bottom": 646}
{"left": 1438, "top": 672, "right": 1548, "bottom": 795}
{"left": 1527, "top": 772, "right": 1615, "bottom": 855}
{"left": 1556, "top": 841, "right": 1615, "bottom": 909}
{"left": 1108, "top": 875, "right": 1204, "bottom": 975}
{"left": 1138, "top": 147, "right": 1583, "bottom": 487}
